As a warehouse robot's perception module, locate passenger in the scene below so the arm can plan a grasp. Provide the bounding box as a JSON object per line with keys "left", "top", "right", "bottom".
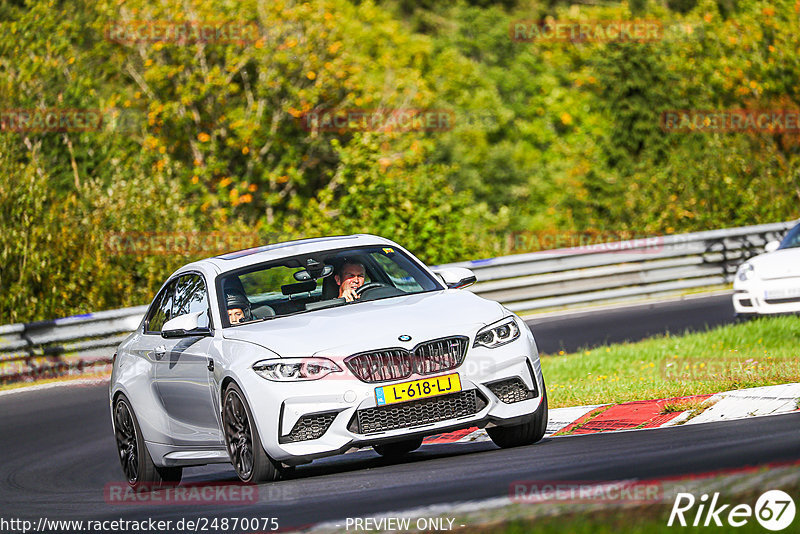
{"left": 226, "top": 292, "right": 252, "bottom": 324}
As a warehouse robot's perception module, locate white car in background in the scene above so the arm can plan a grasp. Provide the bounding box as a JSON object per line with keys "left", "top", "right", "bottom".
{"left": 733, "top": 221, "right": 800, "bottom": 316}
{"left": 110, "top": 234, "right": 548, "bottom": 487}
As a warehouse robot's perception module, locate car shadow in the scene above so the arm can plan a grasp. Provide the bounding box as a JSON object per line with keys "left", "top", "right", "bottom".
{"left": 183, "top": 438, "right": 557, "bottom": 487}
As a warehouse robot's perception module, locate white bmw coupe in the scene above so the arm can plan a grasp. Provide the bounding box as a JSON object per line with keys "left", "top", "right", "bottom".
{"left": 110, "top": 234, "right": 548, "bottom": 487}
{"left": 734, "top": 221, "right": 800, "bottom": 316}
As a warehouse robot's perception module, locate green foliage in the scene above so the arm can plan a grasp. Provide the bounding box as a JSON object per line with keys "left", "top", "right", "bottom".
{"left": 1, "top": 0, "right": 799, "bottom": 323}
{"left": 0, "top": 134, "right": 198, "bottom": 323}
{"left": 294, "top": 136, "right": 505, "bottom": 264}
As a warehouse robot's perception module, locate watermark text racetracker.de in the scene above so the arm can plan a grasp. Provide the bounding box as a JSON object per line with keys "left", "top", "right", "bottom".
{"left": 661, "top": 109, "right": 800, "bottom": 133}
{"left": 660, "top": 356, "right": 800, "bottom": 382}
{"left": 102, "top": 480, "right": 293, "bottom": 505}
{"left": 1, "top": 108, "right": 145, "bottom": 133}
{"left": 510, "top": 480, "right": 662, "bottom": 503}
{"left": 296, "top": 108, "right": 498, "bottom": 133}
{"left": 510, "top": 19, "right": 663, "bottom": 42}
{"left": 508, "top": 229, "right": 664, "bottom": 254}
{"left": 104, "top": 19, "right": 260, "bottom": 45}
{"left": 105, "top": 231, "right": 263, "bottom": 257}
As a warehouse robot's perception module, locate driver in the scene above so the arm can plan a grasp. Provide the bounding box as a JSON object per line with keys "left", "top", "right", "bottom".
{"left": 226, "top": 292, "right": 252, "bottom": 324}
{"left": 335, "top": 260, "right": 366, "bottom": 302}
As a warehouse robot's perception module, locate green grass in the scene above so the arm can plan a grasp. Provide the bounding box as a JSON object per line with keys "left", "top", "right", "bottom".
{"left": 659, "top": 398, "right": 710, "bottom": 415}
{"left": 542, "top": 316, "right": 800, "bottom": 409}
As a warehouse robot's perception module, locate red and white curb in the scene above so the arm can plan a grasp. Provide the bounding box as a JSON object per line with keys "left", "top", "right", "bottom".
{"left": 680, "top": 383, "right": 800, "bottom": 425}
{"left": 421, "top": 383, "right": 800, "bottom": 445}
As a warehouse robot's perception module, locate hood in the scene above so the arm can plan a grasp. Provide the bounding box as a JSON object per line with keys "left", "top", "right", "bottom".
{"left": 221, "top": 290, "right": 504, "bottom": 358}
{"left": 747, "top": 248, "right": 800, "bottom": 280}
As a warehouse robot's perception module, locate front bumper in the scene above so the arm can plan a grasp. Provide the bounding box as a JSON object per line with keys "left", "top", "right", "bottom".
{"left": 237, "top": 335, "right": 544, "bottom": 464}
{"left": 733, "top": 276, "right": 800, "bottom": 315}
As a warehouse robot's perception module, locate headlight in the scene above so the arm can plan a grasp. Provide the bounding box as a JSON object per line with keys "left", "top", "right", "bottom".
{"left": 473, "top": 317, "right": 520, "bottom": 348}
{"left": 252, "top": 358, "right": 342, "bottom": 381}
{"left": 737, "top": 263, "right": 755, "bottom": 282}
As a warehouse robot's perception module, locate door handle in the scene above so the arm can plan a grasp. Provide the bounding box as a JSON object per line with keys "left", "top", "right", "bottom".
{"left": 154, "top": 345, "right": 167, "bottom": 359}
{"left": 207, "top": 358, "right": 215, "bottom": 372}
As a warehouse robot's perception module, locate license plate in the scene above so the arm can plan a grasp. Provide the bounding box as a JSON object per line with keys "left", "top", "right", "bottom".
{"left": 375, "top": 373, "right": 461, "bottom": 406}
{"left": 764, "top": 287, "right": 800, "bottom": 300}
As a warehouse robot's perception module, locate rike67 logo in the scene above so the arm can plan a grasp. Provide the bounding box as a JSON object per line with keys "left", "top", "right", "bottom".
{"left": 668, "top": 490, "right": 796, "bottom": 531}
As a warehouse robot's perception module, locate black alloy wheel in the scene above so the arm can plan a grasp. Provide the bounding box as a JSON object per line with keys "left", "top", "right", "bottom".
{"left": 222, "top": 383, "right": 280, "bottom": 484}
{"left": 113, "top": 394, "right": 182, "bottom": 489}
{"left": 114, "top": 400, "right": 139, "bottom": 484}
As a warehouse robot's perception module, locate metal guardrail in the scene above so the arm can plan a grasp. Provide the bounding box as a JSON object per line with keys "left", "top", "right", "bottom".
{"left": 0, "top": 306, "right": 147, "bottom": 384}
{"left": 0, "top": 220, "right": 795, "bottom": 384}
{"left": 451, "top": 221, "right": 796, "bottom": 312}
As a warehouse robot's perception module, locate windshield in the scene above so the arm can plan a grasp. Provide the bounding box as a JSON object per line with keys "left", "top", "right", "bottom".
{"left": 778, "top": 223, "right": 800, "bottom": 250}
{"left": 217, "top": 246, "right": 443, "bottom": 327}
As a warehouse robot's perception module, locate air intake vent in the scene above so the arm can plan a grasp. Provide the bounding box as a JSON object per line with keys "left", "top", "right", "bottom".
{"left": 486, "top": 377, "right": 536, "bottom": 404}
{"left": 279, "top": 411, "right": 338, "bottom": 443}
{"left": 351, "top": 390, "right": 485, "bottom": 434}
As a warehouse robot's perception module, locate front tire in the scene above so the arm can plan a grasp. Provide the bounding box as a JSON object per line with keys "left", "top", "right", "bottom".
{"left": 222, "top": 383, "right": 280, "bottom": 484}
{"left": 113, "top": 394, "right": 182, "bottom": 489}
{"left": 373, "top": 437, "right": 423, "bottom": 458}
{"left": 487, "top": 380, "right": 548, "bottom": 449}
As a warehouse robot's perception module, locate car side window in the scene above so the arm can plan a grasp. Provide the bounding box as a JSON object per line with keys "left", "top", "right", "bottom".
{"left": 780, "top": 225, "right": 800, "bottom": 249}
{"left": 145, "top": 280, "right": 176, "bottom": 333}
{"left": 173, "top": 274, "right": 211, "bottom": 329}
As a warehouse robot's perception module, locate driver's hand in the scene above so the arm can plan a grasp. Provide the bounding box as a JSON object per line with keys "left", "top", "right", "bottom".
{"left": 341, "top": 280, "right": 361, "bottom": 302}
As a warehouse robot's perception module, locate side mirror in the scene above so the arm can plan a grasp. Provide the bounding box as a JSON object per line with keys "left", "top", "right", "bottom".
{"left": 432, "top": 267, "right": 477, "bottom": 289}
{"left": 162, "top": 311, "right": 211, "bottom": 338}
{"left": 764, "top": 241, "right": 780, "bottom": 253}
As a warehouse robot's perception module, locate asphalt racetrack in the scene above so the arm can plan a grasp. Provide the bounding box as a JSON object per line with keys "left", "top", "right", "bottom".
{"left": 4, "top": 293, "right": 796, "bottom": 531}
{"left": 527, "top": 292, "right": 737, "bottom": 354}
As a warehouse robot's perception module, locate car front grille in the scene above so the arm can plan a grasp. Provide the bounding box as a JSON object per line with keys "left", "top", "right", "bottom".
{"left": 413, "top": 336, "right": 469, "bottom": 375}
{"left": 279, "top": 411, "right": 338, "bottom": 443}
{"left": 345, "top": 336, "right": 469, "bottom": 383}
{"left": 486, "top": 377, "right": 537, "bottom": 404}
{"left": 345, "top": 349, "right": 413, "bottom": 383}
{"left": 350, "top": 389, "right": 485, "bottom": 434}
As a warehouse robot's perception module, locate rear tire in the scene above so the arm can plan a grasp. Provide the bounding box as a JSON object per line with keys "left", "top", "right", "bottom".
{"left": 113, "top": 394, "right": 182, "bottom": 490}
{"left": 222, "top": 383, "right": 280, "bottom": 484}
{"left": 373, "top": 437, "right": 423, "bottom": 458}
{"left": 487, "top": 380, "right": 548, "bottom": 449}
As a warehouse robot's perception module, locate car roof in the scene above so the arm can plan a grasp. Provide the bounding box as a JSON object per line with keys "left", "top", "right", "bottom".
{"left": 173, "top": 234, "right": 398, "bottom": 277}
